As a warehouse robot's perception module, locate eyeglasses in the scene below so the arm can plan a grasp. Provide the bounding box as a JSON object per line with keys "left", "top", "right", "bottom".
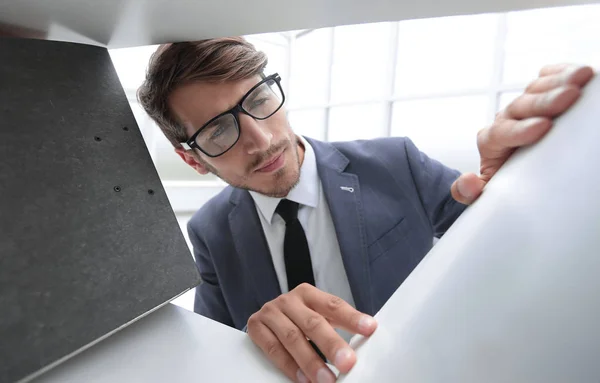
{"left": 180, "top": 73, "right": 285, "bottom": 157}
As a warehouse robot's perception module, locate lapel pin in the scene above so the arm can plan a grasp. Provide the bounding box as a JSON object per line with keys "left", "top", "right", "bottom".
{"left": 340, "top": 186, "right": 354, "bottom": 193}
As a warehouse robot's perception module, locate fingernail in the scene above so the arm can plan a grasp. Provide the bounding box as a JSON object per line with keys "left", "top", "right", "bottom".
{"left": 334, "top": 347, "right": 354, "bottom": 368}
{"left": 456, "top": 178, "right": 473, "bottom": 199}
{"left": 316, "top": 367, "right": 335, "bottom": 383}
{"left": 358, "top": 315, "right": 376, "bottom": 332}
{"left": 296, "top": 369, "right": 309, "bottom": 383}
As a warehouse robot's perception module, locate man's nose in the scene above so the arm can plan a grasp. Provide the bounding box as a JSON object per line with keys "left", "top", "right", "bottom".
{"left": 239, "top": 113, "right": 272, "bottom": 155}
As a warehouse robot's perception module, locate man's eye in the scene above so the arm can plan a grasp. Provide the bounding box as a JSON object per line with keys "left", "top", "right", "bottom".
{"left": 250, "top": 98, "right": 268, "bottom": 108}
{"left": 211, "top": 126, "right": 226, "bottom": 139}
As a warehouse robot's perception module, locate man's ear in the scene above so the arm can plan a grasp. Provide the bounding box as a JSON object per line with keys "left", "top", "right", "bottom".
{"left": 174, "top": 147, "right": 209, "bottom": 175}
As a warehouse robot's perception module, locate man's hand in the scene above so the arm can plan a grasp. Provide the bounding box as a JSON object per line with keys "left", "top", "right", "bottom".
{"left": 247, "top": 284, "right": 377, "bottom": 383}
{"left": 451, "top": 64, "right": 595, "bottom": 204}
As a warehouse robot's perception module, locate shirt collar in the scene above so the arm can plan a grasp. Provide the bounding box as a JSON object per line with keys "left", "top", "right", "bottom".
{"left": 250, "top": 135, "right": 319, "bottom": 224}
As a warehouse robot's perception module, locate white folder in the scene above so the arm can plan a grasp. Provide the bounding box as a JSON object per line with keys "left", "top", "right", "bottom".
{"left": 342, "top": 74, "right": 600, "bottom": 383}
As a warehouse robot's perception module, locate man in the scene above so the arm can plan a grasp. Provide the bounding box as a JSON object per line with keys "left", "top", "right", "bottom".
{"left": 138, "top": 37, "right": 594, "bottom": 383}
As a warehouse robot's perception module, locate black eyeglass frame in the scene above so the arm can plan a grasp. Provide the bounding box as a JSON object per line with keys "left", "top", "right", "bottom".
{"left": 179, "top": 73, "right": 285, "bottom": 158}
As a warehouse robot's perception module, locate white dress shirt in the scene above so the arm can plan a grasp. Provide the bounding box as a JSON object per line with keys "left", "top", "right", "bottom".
{"left": 250, "top": 137, "right": 356, "bottom": 333}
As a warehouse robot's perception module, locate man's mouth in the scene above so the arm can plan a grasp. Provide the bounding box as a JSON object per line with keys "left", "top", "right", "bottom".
{"left": 255, "top": 149, "right": 286, "bottom": 173}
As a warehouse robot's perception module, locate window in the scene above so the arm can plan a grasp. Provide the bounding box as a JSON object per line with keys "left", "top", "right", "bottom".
{"left": 109, "top": 45, "right": 158, "bottom": 90}
{"left": 288, "top": 28, "right": 332, "bottom": 108}
{"left": 503, "top": 5, "right": 600, "bottom": 85}
{"left": 128, "top": 101, "right": 157, "bottom": 146}
{"left": 328, "top": 104, "right": 388, "bottom": 142}
{"left": 287, "top": 109, "right": 327, "bottom": 141}
{"left": 391, "top": 96, "right": 489, "bottom": 174}
{"left": 330, "top": 22, "right": 395, "bottom": 103}
{"left": 395, "top": 14, "right": 499, "bottom": 96}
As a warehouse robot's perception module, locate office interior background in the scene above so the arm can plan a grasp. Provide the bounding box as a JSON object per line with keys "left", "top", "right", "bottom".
{"left": 108, "top": 4, "right": 600, "bottom": 312}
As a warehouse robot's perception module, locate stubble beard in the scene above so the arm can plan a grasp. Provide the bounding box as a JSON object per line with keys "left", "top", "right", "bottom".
{"left": 198, "top": 134, "right": 302, "bottom": 198}
{"left": 256, "top": 148, "right": 301, "bottom": 198}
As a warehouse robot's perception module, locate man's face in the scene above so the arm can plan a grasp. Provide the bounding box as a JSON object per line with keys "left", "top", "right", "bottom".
{"left": 169, "top": 76, "right": 303, "bottom": 198}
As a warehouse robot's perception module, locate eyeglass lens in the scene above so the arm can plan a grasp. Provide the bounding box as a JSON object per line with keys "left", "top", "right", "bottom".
{"left": 195, "top": 78, "right": 283, "bottom": 156}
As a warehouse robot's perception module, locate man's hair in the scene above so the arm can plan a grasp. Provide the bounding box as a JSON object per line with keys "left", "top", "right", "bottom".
{"left": 137, "top": 37, "right": 268, "bottom": 147}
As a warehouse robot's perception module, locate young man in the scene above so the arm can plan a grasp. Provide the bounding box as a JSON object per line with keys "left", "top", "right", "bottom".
{"left": 138, "top": 37, "right": 594, "bottom": 383}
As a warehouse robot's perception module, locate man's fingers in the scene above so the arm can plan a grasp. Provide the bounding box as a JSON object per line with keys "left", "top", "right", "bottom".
{"left": 538, "top": 63, "right": 589, "bottom": 77}
{"left": 502, "top": 85, "right": 581, "bottom": 121}
{"left": 479, "top": 117, "right": 552, "bottom": 154}
{"left": 299, "top": 284, "right": 377, "bottom": 336}
{"left": 457, "top": 116, "right": 554, "bottom": 205}
{"left": 469, "top": 64, "right": 594, "bottom": 206}
{"left": 499, "top": 65, "right": 593, "bottom": 120}
{"left": 451, "top": 173, "right": 485, "bottom": 205}
{"left": 259, "top": 300, "right": 335, "bottom": 383}
{"left": 247, "top": 319, "right": 303, "bottom": 382}
{"left": 282, "top": 298, "right": 356, "bottom": 374}
{"left": 248, "top": 286, "right": 375, "bottom": 382}
{"left": 525, "top": 66, "right": 595, "bottom": 94}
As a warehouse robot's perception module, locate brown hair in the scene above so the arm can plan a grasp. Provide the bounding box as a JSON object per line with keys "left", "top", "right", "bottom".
{"left": 137, "top": 37, "right": 268, "bottom": 146}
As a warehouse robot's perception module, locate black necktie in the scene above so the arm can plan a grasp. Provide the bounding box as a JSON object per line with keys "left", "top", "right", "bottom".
{"left": 276, "top": 199, "right": 315, "bottom": 290}
{"left": 276, "top": 199, "right": 325, "bottom": 361}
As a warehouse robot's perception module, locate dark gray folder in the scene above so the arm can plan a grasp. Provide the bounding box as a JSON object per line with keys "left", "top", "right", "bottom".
{"left": 0, "top": 37, "right": 201, "bottom": 383}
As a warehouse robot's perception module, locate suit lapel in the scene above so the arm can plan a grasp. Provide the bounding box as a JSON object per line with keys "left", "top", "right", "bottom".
{"left": 228, "top": 188, "right": 281, "bottom": 308}
{"left": 307, "top": 138, "right": 374, "bottom": 315}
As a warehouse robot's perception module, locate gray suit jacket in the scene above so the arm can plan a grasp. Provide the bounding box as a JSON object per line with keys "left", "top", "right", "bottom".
{"left": 187, "top": 137, "right": 467, "bottom": 330}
